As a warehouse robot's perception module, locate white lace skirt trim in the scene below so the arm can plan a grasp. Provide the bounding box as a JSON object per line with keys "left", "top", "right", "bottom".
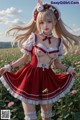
{"left": 0, "top": 75, "right": 74, "bottom": 105}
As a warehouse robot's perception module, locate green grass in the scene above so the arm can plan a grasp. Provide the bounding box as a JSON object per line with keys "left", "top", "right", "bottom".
{"left": 0, "top": 48, "right": 80, "bottom": 120}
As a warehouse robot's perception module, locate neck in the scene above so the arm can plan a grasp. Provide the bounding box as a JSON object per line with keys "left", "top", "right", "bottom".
{"left": 42, "top": 32, "right": 53, "bottom": 37}
{"left": 41, "top": 32, "right": 53, "bottom": 44}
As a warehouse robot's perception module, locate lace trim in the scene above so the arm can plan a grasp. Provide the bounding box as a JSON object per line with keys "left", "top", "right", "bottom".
{"left": 24, "top": 111, "right": 37, "bottom": 119}
{"left": 20, "top": 49, "right": 30, "bottom": 55}
{"left": 41, "top": 111, "right": 52, "bottom": 118}
{"left": 0, "top": 76, "right": 74, "bottom": 105}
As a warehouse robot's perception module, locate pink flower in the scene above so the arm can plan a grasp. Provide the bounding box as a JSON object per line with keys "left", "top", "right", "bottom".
{"left": 71, "top": 90, "right": 77, "bottom": 95}
{"left": 75, "top": 49, "right": 79, "bottom": 54}
{"left": 8, "top": 102, "right": 14, "bottom": 107}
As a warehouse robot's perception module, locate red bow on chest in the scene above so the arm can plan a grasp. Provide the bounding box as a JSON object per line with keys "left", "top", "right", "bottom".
{"left": 43, "top": 36, "right": 52, "bottom": 44}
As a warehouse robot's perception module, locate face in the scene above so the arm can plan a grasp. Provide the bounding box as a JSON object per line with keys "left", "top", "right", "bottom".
{"left": 39, "top": 18, "right": 53, "bottom": 35}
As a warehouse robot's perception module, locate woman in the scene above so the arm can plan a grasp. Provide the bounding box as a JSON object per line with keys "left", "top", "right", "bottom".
{"left": 0, "top": 0, "right": 79, "bottom": 120}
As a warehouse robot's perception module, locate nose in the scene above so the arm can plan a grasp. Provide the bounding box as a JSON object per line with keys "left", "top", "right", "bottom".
{"left": 44, "top": 22, "right": 48, "bottom": 27}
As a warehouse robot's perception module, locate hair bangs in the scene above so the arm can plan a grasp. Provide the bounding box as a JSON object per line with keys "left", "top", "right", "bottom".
{"left": 38, "top": 10, "right": 54, "bottom": 22}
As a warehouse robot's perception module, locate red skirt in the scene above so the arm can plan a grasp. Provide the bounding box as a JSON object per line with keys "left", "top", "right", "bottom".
{"left": 0, "top": 63, "right": 74, "bottom": 105}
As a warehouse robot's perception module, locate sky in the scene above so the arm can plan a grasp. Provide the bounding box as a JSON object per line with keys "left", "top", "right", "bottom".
{"left": 0, "top": 0, "right": 80, "bottom": 42}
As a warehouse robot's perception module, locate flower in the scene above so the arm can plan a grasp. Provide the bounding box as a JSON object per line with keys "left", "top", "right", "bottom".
{"left": 49, "top": 6, "right": 55, "bottom": 12}
{"left": 37, "top": 5, "right": 44, "bottom": 11}
{"left": 8, "top": 102, "right": 14, "bottom": 107}
{"left": 42, "top": 88, "right": 48, "bottom": 93}
{"left": 75, "top": 49, "right": 79, "bottom": 54}
{"left": 71, "top": 90, "right": 77, "bottom": 95}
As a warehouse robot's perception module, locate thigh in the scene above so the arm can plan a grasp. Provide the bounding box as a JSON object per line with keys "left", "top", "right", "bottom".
{"left": 41, "top": 104, "right": 52, "bottom": 112}
{"left": 22, "top": 102, "right": 36, "bottom": 113}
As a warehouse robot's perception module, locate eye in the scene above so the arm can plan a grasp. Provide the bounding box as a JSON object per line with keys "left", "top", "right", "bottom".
{"left": 39, "top": 21, "right": 44, "bottom": 24}
{"left": 48, "top": 20, "right": 52, "bottom": 23}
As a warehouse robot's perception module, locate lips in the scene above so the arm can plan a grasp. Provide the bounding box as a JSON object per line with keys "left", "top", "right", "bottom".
{"left": 44, "top": 28, "right": 49, "bottom": 30}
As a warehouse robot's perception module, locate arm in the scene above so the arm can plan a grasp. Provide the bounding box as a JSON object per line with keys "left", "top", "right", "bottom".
{"left": 53, "top": 59, "right": 67, "bottom": 72}
{"left": 53, "top": 59, "right": 77, "bottom": 77}
{"left": 0, "top": 54, "right": 29, "bottom": 75}
{"left": 11, "top": 54, "right": 29, "bottom": 69}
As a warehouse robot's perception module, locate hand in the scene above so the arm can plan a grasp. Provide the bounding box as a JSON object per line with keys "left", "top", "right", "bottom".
{"left": 66, "top": 67, "right": 77, "bottom": 78}
{"left": 0, "top": 64, "right": 12, "bottom": 75}
{"left": 75, "top": 61, "right": 80, "bottom": 68}
{"left": 0, "top": 67, "right": 6, "bottom": 75}
{"left": 69, "top": 69, "right": 77, "bottom": 78}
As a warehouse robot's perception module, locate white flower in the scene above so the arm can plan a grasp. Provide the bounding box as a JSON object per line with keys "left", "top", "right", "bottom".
{"left": 37, "top": 5, "right": 44, "bottom": 12}
{"left": 49, "top": 6, "right": 55, "bottom": 12}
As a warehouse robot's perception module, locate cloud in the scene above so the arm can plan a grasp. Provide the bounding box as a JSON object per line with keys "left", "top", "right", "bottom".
{"left": 5, "top": 18, "right": 25, "bottom": 25}
{"left": 0, "top": 7, "right": 25, "bottom": 25}
{"left": 0, "top": 8, "right": 25, "bottom": 42}
{"left": 66, "top": 25, "right": 80, "bottom": 36}
{"left": 0, "top": 17, "right": 25, "bottom": 25}
{"left": 0, "top": 31, "right": 4, "bottom": 36}
{"left": 70, "top": 27, "right": 80, "bottom": 35}
{"left": 0, "top": 30, "right": 5, "bottom": 41}
{"left": 11, "top": 19, "right": 25, "bottom": 25}
{"left": 72, "top": 24, "right": 76, "bottom": 27}
{"left": 0, "top": 17, "right": 8, "bottom": 24}
{"left": 73, "top": 28, "right": 80, "bottom": 35}
{"left": 0, "top": 7, "right": 22, "bottom": 17}
{"left": 73, "top": 28, "right": 80, "bottom": 32}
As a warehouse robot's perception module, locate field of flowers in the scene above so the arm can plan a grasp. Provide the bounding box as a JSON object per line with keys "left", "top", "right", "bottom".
{"left": 0, "top": 47, "right": 80, "bottom": 120}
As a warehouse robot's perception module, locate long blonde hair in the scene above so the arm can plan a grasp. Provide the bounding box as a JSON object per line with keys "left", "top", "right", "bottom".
{"left": 7, "top": 9, "right": 80, "bottom": 52}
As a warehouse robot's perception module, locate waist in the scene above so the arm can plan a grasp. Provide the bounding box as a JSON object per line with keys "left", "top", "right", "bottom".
{"left": 30, "top": 62, "right": 50, "bottom": 70}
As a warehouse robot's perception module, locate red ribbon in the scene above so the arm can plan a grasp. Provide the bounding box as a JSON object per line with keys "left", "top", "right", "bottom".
{"left": 43, "top": 36, "right": 52, "bottom": 44}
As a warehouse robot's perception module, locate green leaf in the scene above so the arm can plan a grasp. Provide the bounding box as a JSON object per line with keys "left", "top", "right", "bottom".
{"left": 63, "top": 113, "right": 70, "bottom": 119}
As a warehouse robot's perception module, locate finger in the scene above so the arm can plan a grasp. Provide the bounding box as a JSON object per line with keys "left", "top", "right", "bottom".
{"left": 77, "top": 65, "right": 80, "bottom": 68}
{"left": 75, "top": 62, "right": 80, "bottom": 65}
{"left": 70, "top": 72, "right": 77, "bottom": 77}
{"left": 1, "top": 70, "right": 6, "bottom": 75}
{"left": 70, "top": 72, "right": 74, "bottom": 77}
{"left": 74, "top": 70, "right": 77, "bottom": 73}
{"left": 73, "top": 72, "right": 77, "bottom": 77}
{"left": 73, "top": 71, "right": 77, "bottom": 75}
{"left": 78, "top": 61, "right": 80, "bottom": 64}
{"left": 73, "top": 68, "right": 76, "bottom": 71}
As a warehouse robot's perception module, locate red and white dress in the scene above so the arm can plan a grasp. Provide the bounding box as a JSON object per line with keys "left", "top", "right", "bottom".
{"left": 0, "top": 33, "right": 74, "bottom": 105}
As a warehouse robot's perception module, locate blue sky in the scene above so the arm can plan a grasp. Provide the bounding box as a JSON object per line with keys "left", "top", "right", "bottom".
{"left": 0, "top": 0, "right": 80, "bottom": 42}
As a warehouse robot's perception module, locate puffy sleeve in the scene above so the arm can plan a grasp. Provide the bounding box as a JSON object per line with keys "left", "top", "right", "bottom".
{"left": 58, "top": 38, "right": 65, "bottom": 59}
{"left": 20, "top": 33, "right": 35, "bottom": 55}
